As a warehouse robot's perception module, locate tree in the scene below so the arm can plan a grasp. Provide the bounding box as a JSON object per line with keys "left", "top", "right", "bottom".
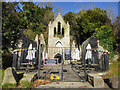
{"left": 2, "top": 2, "right": 21, "bottom": 51}
{"left": 19, "top": 2, "right": 54, "bottom": 41}
{"left": 2, "top": 2, "right": 54, "bottom": 51}
{"left": 64, "top": 12, "right": 78, "bottom": 36}
{"left": 21, "top": 2, "right": 46, "bottom": 33}
{"left": 64, "top": 8, "right": 111, "bottom": 45}
{"left": 112, "top": 17, "right": 120, "bottom": 60}
{"left": 63, "top": 12, "right": 80, "bottom": 47}
{"left": 64, "top": 8, "right": 116, "bottom": 59}
{"left": 76, "top": 8, "right": 111, "bottom": 44}
{"left": 95, "top": 26, "right": 114, "bottom": 58}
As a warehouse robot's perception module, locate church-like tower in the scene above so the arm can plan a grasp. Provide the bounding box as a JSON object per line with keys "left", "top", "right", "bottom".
{"left": 48, "top": 13, "right": 70, "bottom": 63}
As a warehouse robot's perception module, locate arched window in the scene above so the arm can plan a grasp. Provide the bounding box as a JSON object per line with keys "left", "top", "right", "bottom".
{"left": 62, "top": 28, "right": 64, "bottom": 36}
{"left": 58, "top": 22, "right": 61, "bottom": 35}
{"left": 54, "top": 27, "right": 56, "bottom": 37}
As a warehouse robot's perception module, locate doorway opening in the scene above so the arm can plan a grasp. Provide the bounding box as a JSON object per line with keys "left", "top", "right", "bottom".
{"left": 54, "top": 53, "right": 62, "bottom": 63}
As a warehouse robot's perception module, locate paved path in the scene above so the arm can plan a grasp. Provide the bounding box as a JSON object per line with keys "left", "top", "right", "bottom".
{"left": 35, "top": 64, "right": 94, "bottom": 88}
{"left": 36, "top": 82, "right": 93, "bottom": 88}
{"left": 41, "top": 64, "right": 82, "bottom": 82}
{"left": 62, "top": 65, "right": 82, "bottom": 82}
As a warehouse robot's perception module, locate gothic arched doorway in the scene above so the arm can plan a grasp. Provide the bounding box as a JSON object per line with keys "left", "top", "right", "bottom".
{"left": 54, "top": 53, "right": 62, "bottom": 63}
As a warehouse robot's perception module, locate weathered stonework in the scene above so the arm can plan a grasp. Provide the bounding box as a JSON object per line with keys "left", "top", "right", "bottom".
{"left": 48, "top": 13, "right": 70, "bottom": 63}
{"left": 2, "top": 67, "right": 18, "bottom": 85}
{"left": 87, "top": 73, "right": 104, "bottom": 88}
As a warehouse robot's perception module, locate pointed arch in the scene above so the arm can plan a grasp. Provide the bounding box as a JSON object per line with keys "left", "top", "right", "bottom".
{"left": 54, "top": 53, "right": 62, "bottom": 63}
{"left": 56, "top": 41, "right": 62, "bottom": 47}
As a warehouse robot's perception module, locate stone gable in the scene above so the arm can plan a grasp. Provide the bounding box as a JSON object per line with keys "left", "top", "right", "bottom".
{"left": 48, "top": 13, "right": 70, "bottom": 63}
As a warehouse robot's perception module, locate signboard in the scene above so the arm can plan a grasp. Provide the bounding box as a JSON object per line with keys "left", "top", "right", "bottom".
{"left": 44, "top": 58, "right": 58, "bottom": 65}
{"left": 64, "top": 49, "right": 71, "bottom": 60}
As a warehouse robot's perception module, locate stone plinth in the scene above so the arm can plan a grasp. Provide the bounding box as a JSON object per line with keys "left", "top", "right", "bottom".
{"left": 87, "top": 73, "right": 104, "bottom": 88}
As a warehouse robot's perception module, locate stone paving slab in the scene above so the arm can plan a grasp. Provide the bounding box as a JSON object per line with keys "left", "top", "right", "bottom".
{"left": 36, "top": 82, "right": 93, "bottom": 88}
{"left": 62, "top": 65, "right": 82, "bottom": 82}
{"left": 42, "top": 65, "right": 82, "bottom": 82}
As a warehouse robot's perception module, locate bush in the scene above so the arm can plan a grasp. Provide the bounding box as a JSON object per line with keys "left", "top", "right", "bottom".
{"left": 2, "top": 51, "right": 13, "bottom": 69}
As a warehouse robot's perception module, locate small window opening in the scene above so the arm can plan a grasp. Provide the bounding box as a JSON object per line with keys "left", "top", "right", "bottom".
{"left": 62, "top": 28, "right": 64, "bottom": 36}
{"left": 54, "top": 27, "right": 56, "bottom": 37}
{"left": 58, "top": 22, "right": 61, "bottom": 35}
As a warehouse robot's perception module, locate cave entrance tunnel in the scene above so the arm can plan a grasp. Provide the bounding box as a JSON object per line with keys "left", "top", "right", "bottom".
{"left": 54, "top": 53, "right": 62, "bottom": 64}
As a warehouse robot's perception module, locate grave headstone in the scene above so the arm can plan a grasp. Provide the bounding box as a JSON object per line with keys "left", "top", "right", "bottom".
{"left": 2, "top": 67, "right": 18, "bottom": 85}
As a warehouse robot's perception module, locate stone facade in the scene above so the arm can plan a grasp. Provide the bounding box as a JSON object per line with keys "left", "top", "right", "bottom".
{"left": 16, "top": 29, "right": 37, "bottom": 49}
{"left": 48, "top": 13, "right": 70, "bottom": 62}
{"left": 35, "top": 34, "right": 47, "bottom": 60}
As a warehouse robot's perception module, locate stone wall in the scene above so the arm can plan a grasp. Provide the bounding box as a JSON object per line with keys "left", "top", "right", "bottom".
{"left": 48, "top": 13, "right": 70, "bottom": 61}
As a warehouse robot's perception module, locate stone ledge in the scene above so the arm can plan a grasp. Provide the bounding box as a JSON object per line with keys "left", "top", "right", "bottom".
{"left": 20, "top": 72, "right": 37, "bottom": 83}
{"left": 87, "top": 73, "right": 104, "bottom": 88}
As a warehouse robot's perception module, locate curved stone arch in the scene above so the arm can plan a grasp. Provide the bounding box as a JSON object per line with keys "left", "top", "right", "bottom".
{"left": 54, "top": 53, "right": 62, "bottom": 63}
{"left": 55, "top": 41, "right": 63, "bottom": 47}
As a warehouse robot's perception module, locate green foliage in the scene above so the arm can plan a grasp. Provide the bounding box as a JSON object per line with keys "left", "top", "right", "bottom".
{"left": 23, "top": 29, "right": 36, "bottom": 41}
{"left": 2, "top": 83, "right": 17, "bottom": 88}
{"left": 104, "top": 61, "right": 120, "bottom": 78}
{"left": 64, "top": 8, "right": 111, "bottom": 45}
{"left": 64, "top": 8, "right": 116, "bottom": 60}
{"left": 57, "top": 34, "right": 64, "bottom": 39}
{"left": 2, "top": 2, "right": 20, "bottom": 51}
{"left": 0, "top": 69, "right": 4, "bottom": 88}
{"left": 20, "top": 81, "right": 31, "bottom": 88}
{"left": 2, "top": 2, "right": 54, "bottom": 52}
{"left": 95, "top": 26, "right": 115, "bottom": 59}
{"left": 64, "top": 12, "right": 77, "bottom": 36}
{"left": 76, "top": 8, "right": 110, "bottom": 44}
{"left": 112, "top": 17, "right": 120, "bottom": 54}
{"left": 21, "top": 2, "right": 54, "bottom": 35}
{"left": 2, "top": 52, "right": 13, "bottom": 69}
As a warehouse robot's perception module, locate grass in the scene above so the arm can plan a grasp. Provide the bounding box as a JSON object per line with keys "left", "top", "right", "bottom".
{"left": 0, "top": 69, "right": 2, "bottom": 88}
{"left": 2, "top": 81, "right": 31, "bottom": 88}
{"left": 22, "top": 82, "right": 31, "bottom": 88}
{"left": 0, "top": 69, "right": 4, "bottom": 88}
{"left": 2, "top": 83, "right": 17, "bottom": 88}
{"left": 18, "top": 81, "right": 31, "bottom": 88}
{"left": 103, "top": 60, "right": 120, "bottom": 79}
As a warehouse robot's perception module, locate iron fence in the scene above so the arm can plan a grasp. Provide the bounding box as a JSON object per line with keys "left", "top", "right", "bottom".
{"left": 12, "top": 46, "right": 109, "bottom": 82}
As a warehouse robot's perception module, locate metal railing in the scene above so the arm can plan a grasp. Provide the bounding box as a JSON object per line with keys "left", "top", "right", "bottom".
{"left": 12, "top": 46, "right": 109, "bottom": 82}
{"left": 12, "top": 49, "right": 39, "bottom": 71}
